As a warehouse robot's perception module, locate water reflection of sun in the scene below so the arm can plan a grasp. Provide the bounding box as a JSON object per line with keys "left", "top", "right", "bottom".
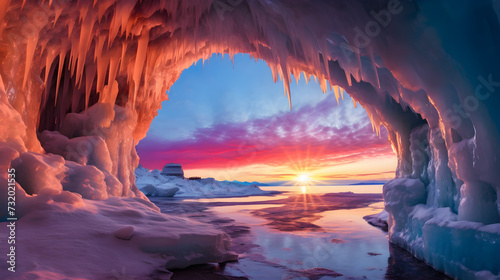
{"left": 289, "top": 171, "right": 329, "bottom": 224}
{"left": 296, "top": 173, "right": 310, "bottom": 193}
{"left": 301, "top": 185, "right": 307, "bottom": 194}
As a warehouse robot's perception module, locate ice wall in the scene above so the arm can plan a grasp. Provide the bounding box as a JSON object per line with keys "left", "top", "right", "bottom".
{"left": 0, "top": 0, "right": 499, "bottom": 278}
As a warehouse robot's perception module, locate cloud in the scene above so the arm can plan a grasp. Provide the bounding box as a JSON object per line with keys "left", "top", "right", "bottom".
{"left": 137, "top": 94, "right": 395, "bottom": 173}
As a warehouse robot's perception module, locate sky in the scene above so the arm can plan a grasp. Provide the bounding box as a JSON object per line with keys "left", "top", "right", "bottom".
{"left": 136, "top": 54, "right": 396, "bottom": 184}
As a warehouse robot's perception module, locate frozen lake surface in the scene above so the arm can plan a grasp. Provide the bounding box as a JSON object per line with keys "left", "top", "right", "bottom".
{"left": 151, "top": 185, "right": 451, "bottom": 280}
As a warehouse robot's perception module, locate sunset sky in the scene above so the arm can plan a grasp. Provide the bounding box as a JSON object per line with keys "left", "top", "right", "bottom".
{"left": 136, "top": 54, "right": 396, "bottom": 184}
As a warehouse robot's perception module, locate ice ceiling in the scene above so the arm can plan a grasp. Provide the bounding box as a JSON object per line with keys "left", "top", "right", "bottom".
{"left": 1, "top": 0, "right": 500, "bottom": 278}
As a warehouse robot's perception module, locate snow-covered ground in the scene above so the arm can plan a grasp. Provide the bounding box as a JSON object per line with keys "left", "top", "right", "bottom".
{"left": 0, "top": 188, "right": 238, "bottom": 279}
{"left": 135, "top": 165, "right": 278, "bottom": 198}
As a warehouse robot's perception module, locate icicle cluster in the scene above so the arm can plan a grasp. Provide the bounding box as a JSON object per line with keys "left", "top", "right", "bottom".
{"left": 0, "top": 0, "right": 395, "bottom": 144}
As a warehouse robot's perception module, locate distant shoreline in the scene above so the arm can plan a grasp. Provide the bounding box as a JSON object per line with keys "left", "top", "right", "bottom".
{"left": 349, "top": 182, "right": 387, "bottom": 186}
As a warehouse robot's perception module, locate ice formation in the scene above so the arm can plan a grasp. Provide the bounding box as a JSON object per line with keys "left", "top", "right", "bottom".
{"left": 136, "top": 165, "right": 276, "bottom": 197}
{"left": 0, "top": 188, "right": 237, "bottom": 279}
{"left": 0, "top": 0, "right": 499, "bottom": 279}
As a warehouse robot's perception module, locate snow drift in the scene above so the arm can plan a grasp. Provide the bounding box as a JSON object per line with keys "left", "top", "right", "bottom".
{"left": 0, "top": 188, "right": 237, "bottom": 279}
{"left": 135, "top": 165, "right": 276, "bottom": 198}
{"left": 0, "top": 0, "right": 499, "bottom": 279}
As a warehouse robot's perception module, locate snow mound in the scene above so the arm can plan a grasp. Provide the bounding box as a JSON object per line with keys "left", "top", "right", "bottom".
{"left": 0, "top": 189, "right": 238, "bottom": 279}
{"left": 135, "top": 166, "right": 276, "bottom": 198}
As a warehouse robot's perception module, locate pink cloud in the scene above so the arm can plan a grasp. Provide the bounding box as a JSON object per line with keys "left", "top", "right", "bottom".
{"left": 136, "top": 95, "right": 394, "bottom": 172}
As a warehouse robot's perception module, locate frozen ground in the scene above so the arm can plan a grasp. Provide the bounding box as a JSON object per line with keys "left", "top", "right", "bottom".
{"left": 0, "top": 189, "right": 237, "bottom": 280}
{"left": 135, "top": 165, "right": 278, "bottom": 198}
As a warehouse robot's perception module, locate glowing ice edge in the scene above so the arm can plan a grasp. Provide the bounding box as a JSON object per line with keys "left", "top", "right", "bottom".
{"left": 0, "top": 0, "right": 499, "bottom": 279}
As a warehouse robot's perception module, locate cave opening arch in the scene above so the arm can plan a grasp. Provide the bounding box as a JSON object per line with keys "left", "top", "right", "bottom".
{"left": 133, "top": 53, "right": 405, "bottom": 183}
{"left": 1, "top": 0, "right": 500, "bottom": 279}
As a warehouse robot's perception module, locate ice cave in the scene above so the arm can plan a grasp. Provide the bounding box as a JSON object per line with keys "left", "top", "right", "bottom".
{"left": 0, "top": 0, "right": 499, "bottom": 279}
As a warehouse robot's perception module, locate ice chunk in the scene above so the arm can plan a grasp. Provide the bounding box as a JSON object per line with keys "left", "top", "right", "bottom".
{"left": 140, "top": 184, "right": 179, "bottom": 197}
{"left": 363, "top": 210, "right": 389, "bottom": 231}
{"left": 136, "top": 167, "right": 276, "bottom": 198}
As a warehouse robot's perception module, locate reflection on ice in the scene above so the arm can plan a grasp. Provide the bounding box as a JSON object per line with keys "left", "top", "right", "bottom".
{"left": 156, "top": 186, "right": 449, "bottom": 279}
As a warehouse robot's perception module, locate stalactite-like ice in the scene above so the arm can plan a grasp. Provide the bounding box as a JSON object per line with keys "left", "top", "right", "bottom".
{"left": 0, "top": 0, "right": 499, "bottom": 279}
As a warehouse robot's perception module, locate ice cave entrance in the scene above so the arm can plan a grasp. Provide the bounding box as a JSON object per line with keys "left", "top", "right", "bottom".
{"left": 2, "top": 1, "right": 500, "bottom": 279}
{"left": 135, "top": 53, "right": 397, "bottom": 185}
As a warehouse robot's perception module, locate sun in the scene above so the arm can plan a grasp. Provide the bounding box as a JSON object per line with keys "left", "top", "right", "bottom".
{"left": 297, "top": 173, "right": 310, "bottom": 183}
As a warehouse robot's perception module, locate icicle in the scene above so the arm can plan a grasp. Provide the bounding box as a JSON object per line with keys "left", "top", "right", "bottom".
{"left": 278, "top": 62, "right": 292, "bottom": 109}
{"left": 345, "top": 71, "right": 352, "bottom": 86}
{"left": 270, "top": 65, "right": 278, "bottom": 83}
{"left": 108, "top": 12, "right": 121, "bottom": 46}
{"left": 333, "top": 86, "right": 340, "bottom": 105}
{"left": 355, "top": 48, "right": 362, "bottom": 82}
{"left": 42, "top": 60, "right": 56, "bottom": 110}
{"left": 293, "top": 68, "right": 300, "bottom": 85}
{"left": 55, "top": 52, "right": 66, "bottom": 104}
{"left": 132, "top": 28, "right": 150, "bottom": 106}
{"left": 340, "top": 87, "right": 344, "bottom": 100}
{"left": 53, "top": 7, "right": 63, "bottom": 26}
{"left": 69, "top": 40, "right": 78, "bottom": 78}
{"left": 95, "top": 35, "right": 106, "bottom": 62}
{"left": 84, "top": 64, "right": 96, "bottom": 110}
{"left": 23, "top": 36, "right": 39, "bottom": 90}
{"left": 319, "top": 78, "right": 327, "bottom": 93}
{"left": 0, "top": 0, "right": 11, "bottom": 26}
{"left": 68, "top": 20, "right": 75, "bottom": 38}
{"left": 96, "top": 55, "right": 109, "bottom": 94}
{"left": 0, "top": 73, "right": 5, "bottom": 93}
{"left": 107, "top": 54, "right": 120, "bottom": 95}
{"left": 101, "top": 80, "right": 119, "bottom": 105}
{"left": 109, "top": 80, "right": 119, "bottom": 104}
{"left": 78, "top": 2, "right": 89, "bottom": 24}
{"left": 283, "top": 80, "right": 291, "bottom": 109}
{"left": 44, "top": 51, "right": 57, "bottom": 86}
{"left": 352, "top": 98, "right": 357, "bottom": 108}
{"left": 368, "top": 48, "right": 380, "bottom": 88}
{"left": 76, "top": 15, "right": 95, "bottom": 87}
{"left": 322, "top": 52, "right": 330, "bottom": 83}
{"left": 120, "top": 42, "right": 127, "bottom": 72}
